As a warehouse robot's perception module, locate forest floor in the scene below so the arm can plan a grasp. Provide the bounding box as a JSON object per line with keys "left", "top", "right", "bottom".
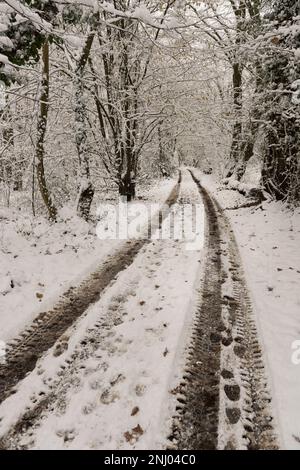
{"left": 0, "top": 169, "right": 299, "bottom": 449}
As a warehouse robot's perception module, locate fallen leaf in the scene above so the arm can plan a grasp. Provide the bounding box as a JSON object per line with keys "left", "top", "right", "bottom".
{"left": 124, "top": 431, "right": 133, "bottom": 442}
{"left": 124, "top": 424, "right": 144, "bottom": 443}
{"left": 131, "top": 406, "right": 139, "bottom": 416}
{"left": 132, "top": 424, "right": 144, "bottom": 436}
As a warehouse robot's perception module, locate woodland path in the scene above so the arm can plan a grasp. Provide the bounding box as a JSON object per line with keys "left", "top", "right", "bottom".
{"left": 0, "top": 170, "right": 278, "bottom": 450}
{"left": 170, "top": 171, "right": 277, "bottom": 450}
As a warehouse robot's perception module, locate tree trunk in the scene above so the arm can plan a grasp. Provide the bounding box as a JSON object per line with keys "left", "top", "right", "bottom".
{"left": 233, "top": 1, "right": 263, "bottom": 181}
{"left": 227, "top": 2, "right": 247, "bottom": 178}
{"left": 236, "top": 139, "right": 254, "bottom": 180}
{"left": 119, "top": 175, "right": 136, "bottom": 201}
{"left": 77, "top": 181, "right": 95, "bottom": 218}
{"left": 74, "top": 32, "right": 95, "bottom": 220}
{"left": 235, "top": 58, "right": 264, "bottom": 182}
{"left": 227, "top": 62, "right": 243, "bottom": 178}
{"left": 119, "top": 144, "right": 136, "bottom": 202}
{"left": 36, "top": 38, "right": 57, "bottom": 222}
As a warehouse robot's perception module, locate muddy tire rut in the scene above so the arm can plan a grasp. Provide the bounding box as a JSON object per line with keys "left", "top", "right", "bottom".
{"left": 169, "top": 171, "right": 278, "bottom": 450}
{"left": 0, "top": 177, "right": 181, "bottom": 407}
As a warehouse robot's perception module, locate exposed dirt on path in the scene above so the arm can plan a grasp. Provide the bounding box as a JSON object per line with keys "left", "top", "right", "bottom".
{"left": 0, "top": 177, "right": 181, "bottom": 407}
{"left": 170, "top": 170, "right": 278, "bottom": 450}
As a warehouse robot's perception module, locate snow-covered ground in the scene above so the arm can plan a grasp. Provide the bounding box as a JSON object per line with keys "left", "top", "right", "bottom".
{"left": 0, "top": 172, "right": 205, "bottom": 449}
{"left": 0, "top": 179, "right": 175, "bottom": 342}
{"left": 2, "top": 167, "right": 299, "bottom": 450}
{"left": 195, "top": 170, "right": 300, "bottom": 450}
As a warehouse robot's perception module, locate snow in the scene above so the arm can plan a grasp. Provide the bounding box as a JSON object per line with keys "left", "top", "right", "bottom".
{"left": 229, "top": 204, "right": 300, "bottom": 450}
{"left": 0, "top": 36, "right": 13, "bottom": 49}
{"left": 0, "top": 23, "right": 8, "bottom": 33}
{"left": 194, "top": 169, "right": 300, "bottom": 450}
{"left": 0, "top": 171, "right": 204, "bottom": 449}
{"left": 2, "top": 166, "right": 300, "bottom": 449}
{"left": 0, "top": 52, "right": 9, "bottom": 64}
{"left": 0, "top": 0, "right": 298, "bottom": 452}
{"left": 0, "top": 178, "right": 175, "bottom": 343}
{"left": 3, "top": 0, "right": 52, "bottom": 33}
{"left": 291, "top": 79, "right": 300, "bottom": 104}
{"left": 132, "top": 5, "right": 153, "bottom": 25}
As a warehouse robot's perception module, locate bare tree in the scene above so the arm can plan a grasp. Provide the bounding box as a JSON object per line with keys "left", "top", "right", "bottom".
{"left": 35, "top": 37, "right": 57, "bottom": 221}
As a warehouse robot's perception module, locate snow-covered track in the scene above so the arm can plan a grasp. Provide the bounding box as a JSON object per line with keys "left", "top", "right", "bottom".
{"left": 170, "top": 170, "right": 278, "bottom": 450}
{"left": 0, "top": 175, "right": 181, "bottom": 406}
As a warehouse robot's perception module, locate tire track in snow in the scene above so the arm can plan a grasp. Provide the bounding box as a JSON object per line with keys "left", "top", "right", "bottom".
{"left": 169, "top": 170, "right": 278, "bottom": 450}
{"left": 170, "top": 170, "right": 223, "bottom": 450}
{"left": 0, "top": 175, "right": 181, "bottom": 406}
